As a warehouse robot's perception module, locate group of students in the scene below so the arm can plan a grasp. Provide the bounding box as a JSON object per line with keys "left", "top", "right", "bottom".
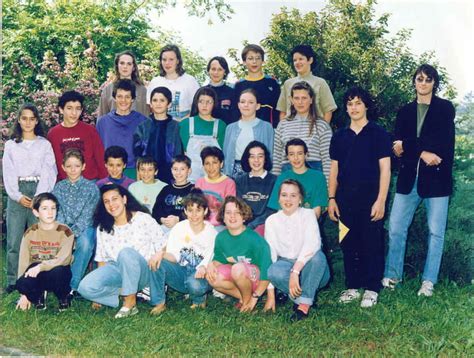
{"left": 3, "top": 41, "right": 455, "bottom": 321}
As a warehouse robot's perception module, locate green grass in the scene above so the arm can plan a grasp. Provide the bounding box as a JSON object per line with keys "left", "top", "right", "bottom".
{"left": 0, "top": 278, "right": 472, "bottom": 357}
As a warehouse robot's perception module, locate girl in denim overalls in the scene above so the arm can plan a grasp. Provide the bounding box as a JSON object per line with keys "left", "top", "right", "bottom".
{"left": 179, "top": 87, "right": 227, "bottom": 183}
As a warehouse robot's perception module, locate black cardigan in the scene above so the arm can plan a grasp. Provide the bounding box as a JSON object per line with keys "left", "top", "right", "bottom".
{"left": 394, "top": 95, "right": 455, "bottom": 197}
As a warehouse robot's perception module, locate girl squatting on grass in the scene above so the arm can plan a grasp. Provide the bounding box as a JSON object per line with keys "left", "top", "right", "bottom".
{"left": 78, "top": 184, "right": 166, "bottom": 318}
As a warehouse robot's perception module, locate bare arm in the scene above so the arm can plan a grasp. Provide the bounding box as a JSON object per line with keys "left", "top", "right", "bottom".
{"left": 371, "top": 157, "right": 391, "bottom": 221}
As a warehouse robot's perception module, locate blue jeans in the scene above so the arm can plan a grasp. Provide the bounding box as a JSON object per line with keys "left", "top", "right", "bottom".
{"left": 149, "top": 259, "right": 210, "bottom": 306}
{"left": 78, "top": 248, "right": 149, "bottom": 307}
{"left": 6, "top": 182, "right": 38, "bottom": 286}
{"left": 70, "top": 227, "right": 96, "bottom": 290}
{"left": 267, "top": 250, "right": 330, "bottom": 305}
{"left": 385, "top": 181, "right": 449, "bottom": 284}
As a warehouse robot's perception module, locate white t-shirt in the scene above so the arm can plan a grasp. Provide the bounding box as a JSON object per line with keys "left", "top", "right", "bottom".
{"left": 166, "top": 220, "right": 217, "bottom": 269}
{"left": 146, "top": 73, "right": 200, "bottom": 119}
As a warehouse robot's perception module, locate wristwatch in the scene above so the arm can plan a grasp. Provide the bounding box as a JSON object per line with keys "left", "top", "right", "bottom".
{"left": 252, "top": 292, "right": 262, "bottom": 300}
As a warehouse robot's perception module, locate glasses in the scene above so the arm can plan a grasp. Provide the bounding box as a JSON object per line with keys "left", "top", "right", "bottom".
{"left": 415, "top": 77, "right": 433, "bottom": 84}
{"left": 246, "top": 56, "right": 262, "bottom": 62}
{"left": 198, "top": 99, "right": 214, "bottom": 105}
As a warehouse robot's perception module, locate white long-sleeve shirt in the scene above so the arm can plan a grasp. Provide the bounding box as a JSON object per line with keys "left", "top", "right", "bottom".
{"left": 2, "top": 137, "right": 57, "bottom": 202}
{"left": 166, "top": 220, "right": 217, "bottom": 269}
{"left": 95, "top": 212, "right": 165, "bottom": 262}
{"left": 264, "top": 207, "right": 321, "bottom": 265}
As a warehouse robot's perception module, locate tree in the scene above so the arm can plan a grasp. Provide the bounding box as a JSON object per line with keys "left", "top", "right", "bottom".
{"left": 2, "top": 0, "right": 232, "bottom": 128}
{"left": 230, "top": 0, "right": 456, "bottom": 130}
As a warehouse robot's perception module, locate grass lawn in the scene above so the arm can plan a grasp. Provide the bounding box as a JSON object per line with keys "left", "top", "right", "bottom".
{"left": 0, "top": 274, "right": 472, "bottom": 357}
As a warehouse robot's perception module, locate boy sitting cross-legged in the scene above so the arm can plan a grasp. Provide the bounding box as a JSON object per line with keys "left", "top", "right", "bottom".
{"left": 96, "top": 146, "right": 135, "bottom": 189}
{"left": 129, "top": 156, "right": 167, "bottom": 212}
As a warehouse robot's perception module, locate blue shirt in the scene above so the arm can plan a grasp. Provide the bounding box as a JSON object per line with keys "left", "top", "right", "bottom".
{"left": 53, "top": 176, "right": 100, "bottom": 237}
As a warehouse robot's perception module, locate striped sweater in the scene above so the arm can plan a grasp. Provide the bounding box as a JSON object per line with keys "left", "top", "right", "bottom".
{"left": 272, "top": 115, "right": 332, "bottom": 182}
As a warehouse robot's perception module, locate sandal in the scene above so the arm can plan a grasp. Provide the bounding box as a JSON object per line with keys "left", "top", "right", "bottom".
{"left": 114, "top": 306, "right": 139, "bottom": 319}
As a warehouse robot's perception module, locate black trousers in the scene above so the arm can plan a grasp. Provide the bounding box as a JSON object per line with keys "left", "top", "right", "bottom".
{"left": 337, "top": 184, "right": 385, "bottom": 293}
{"left": 16, "top": 263, "right": 71, "bottom": 303}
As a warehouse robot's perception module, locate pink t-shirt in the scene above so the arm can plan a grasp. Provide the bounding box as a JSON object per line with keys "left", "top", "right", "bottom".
{"left": 195, "top": 175, "right": 236, "bottom": 226}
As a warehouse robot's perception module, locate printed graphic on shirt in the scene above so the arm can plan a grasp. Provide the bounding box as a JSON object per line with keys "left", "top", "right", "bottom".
{"left": 178, "top": 246, "right": 204, "bottom": 268}
{"left": 170, "top": 91, "right": 181, "bottom": 117}
{"left": 60, "top": 138, "right": 85, "bottom": 155}
{"left": 164, "top": 193, "right": 185, "bottom": 211}
{"left": 30, "top": 240, "right": 61, "bottom": 261}
{"left": 242, "top": 191, "right": 269, "bottom": 202}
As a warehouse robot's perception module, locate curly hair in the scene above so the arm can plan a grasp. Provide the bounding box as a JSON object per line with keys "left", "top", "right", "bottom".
{"left": 217, "top": 196, "right": 253, "bottom": 224}
{"left": 93, "top": 184, "right": 149, "bottom": 234}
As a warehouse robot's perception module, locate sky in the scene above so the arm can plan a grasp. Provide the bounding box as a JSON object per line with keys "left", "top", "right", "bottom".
{"left": 154, "top": 0, "right": 474, "bottom": 102}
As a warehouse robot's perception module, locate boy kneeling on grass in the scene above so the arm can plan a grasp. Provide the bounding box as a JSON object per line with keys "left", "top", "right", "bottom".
{"left": 16, "top": 193, "right": 74, "bottom": 312}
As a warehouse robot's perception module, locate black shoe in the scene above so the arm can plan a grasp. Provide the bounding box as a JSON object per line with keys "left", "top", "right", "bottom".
{"left": 290, "top": 308, "right": 309, "bottom": 322}
{"left": 69, "top": 290, "right": 83, "bottom": 300}
{"left": 4, "top": 284, "right": 16, "bottom": 294}
{"left": 276, "top": 291, "right": 289, "bottom": 305}
{"left": 35, "top": 292, "right": 47, "bottom": 310}
{"left": 58, "top": 298, "right": 71, "bottom": 312}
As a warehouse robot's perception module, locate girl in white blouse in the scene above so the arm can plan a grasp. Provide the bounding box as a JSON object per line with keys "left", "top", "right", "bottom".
{"left": 78, "top": 184, "right": 165, "bottom": 318}
{"left": 264, "top": 179, "right": 330, "bottom": 321}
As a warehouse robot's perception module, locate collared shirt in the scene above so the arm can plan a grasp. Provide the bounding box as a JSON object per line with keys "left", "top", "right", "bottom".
{"left": 249, "top": 170, "right": 268, "bottom": 179}
{"left": 53, "top": 176, "right": 100, "bottom": 237}
{"left": 265, "top": 207, "right": 321, "bottom": 264}
{"left": 329, "top": 121, "right": 391, "bottom": 187}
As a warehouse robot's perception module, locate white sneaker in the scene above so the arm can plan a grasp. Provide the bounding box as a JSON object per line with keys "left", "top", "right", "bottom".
{"left": 360, "top": 290, "right": 378, "bottom": 308}
{"left": 417, "top": 280, "right": 434, "bottom": 297}
{"left": 136, "top": 287, "right": 150, "bottom": 302}
{"left": 382, "top": 277, "right": 399, "bottom": 290}
{"left": 339, "top": 289, "right": 361, "bottom": 303}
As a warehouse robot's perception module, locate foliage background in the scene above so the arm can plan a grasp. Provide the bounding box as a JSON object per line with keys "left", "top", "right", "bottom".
{"left": 1, "top": 0, "right": 472, "bottom": 284}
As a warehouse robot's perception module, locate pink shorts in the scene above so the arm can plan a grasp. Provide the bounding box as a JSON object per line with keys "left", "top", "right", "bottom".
{"left": 216, "top": 263, "right": 260, "bottom": 292}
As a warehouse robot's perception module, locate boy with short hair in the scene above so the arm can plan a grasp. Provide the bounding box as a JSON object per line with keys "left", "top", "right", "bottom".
{"left": 48, "top": 90, "right": 107, "bottom": 180}
{"left": 53, "top": 148, "right": 99, "bottom": 295}
{"left": 96, "top": 79, "right": 148, "bottom": 179}
{"left": 277, "top": 44, "right": 337, "bottom": 123}
{"left": 134, "top": 86, "right": 183, "bottom": 184}
{"left": 15, "top": 193, "right": 74, "bottom": 311}
{"left": 268, "top": 138, "right": 328, "bottom": 219}
{"left": 328, "top": 87, "right": 391, "bottom": 308}
{"left": 96, "top": 146, "right": 135, "bottom": 189}
{"left": 195, "top": 146, "right": 236, "bottom": 229}
{"left": 233, "top": 44, "right": 280, "bottom": 128}
{"left": 128, "top": 156, "right": 167, "bottom": 212}
{"left": 152, "top": 155, "right": 194, "bottom": 233}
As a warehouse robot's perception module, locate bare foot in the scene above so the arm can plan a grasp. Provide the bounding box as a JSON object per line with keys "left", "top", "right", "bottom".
{"left": 150, "top": 303, "right": 166, "bottom": 315}
{"left": 190, "top": 302, "right": 206, "bottom": 310}
{"left": 91, "top": 302, "right": 102, "bottom": 310}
